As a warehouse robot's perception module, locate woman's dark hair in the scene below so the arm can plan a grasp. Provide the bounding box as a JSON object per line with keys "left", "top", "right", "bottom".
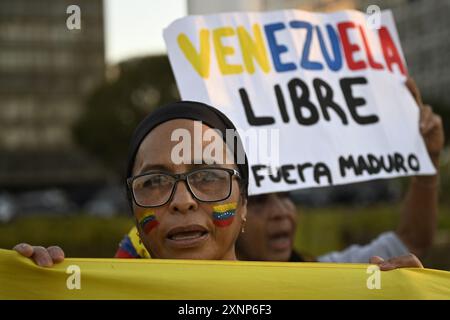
{"left": 125, "top": 100, "right": 249, "bottom": 210}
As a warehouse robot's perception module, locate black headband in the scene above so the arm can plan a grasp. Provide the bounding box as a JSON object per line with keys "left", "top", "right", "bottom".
{"left": 126, "top": 100, "right": 249, "bottom": 199}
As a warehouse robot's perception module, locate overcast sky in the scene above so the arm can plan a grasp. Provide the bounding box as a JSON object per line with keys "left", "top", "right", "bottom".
{"left": 104, "top": 0, "right": 187, "bottom": 64}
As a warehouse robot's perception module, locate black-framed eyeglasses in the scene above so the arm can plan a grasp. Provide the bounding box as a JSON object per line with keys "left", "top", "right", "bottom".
{"left": 127, "top": 167, "right": 241, "bottom": 208}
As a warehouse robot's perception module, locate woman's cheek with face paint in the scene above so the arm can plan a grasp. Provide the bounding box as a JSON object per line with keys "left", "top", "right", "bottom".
{"left": 207, "top": 196, "right": 246, "bottom": 259}
{"left": 138, "top": 210, "right": 160, "bottom": 235}
{"left": 134, "top": 208, "right": 162, "bottom": 256}
{"left": 211, "top": 202, "right": 237, "bottom": 227}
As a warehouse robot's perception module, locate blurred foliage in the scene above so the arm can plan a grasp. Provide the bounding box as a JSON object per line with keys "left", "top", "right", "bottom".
{"left": 1, "top": 205, "right": 449, "bottom": 269}
{"left": 72, "top": 55, "right": 179, "bottom": 177}
{"left": 0, "top": 214, "right": 133, "bottom": 258}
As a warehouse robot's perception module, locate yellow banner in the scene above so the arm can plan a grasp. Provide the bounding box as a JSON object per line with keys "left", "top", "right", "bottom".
{"left": 0, "top": 249, "right": 449, "bottom": 299}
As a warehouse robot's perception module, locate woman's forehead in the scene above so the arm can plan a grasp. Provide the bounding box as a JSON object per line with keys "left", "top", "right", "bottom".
{"left": 133, "top": 119, "right": 235, "bottom": 174}
{"left": 154, "top": 119, "right": 213, "bottom": 133}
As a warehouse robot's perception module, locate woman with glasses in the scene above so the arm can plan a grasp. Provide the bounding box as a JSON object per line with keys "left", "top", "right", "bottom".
{"left": 122, "top": 100, "right": 249, "bottom": 260}
{"left": 13, "top": 101, "right": 249, "bottom": 264}
{"left": 12, "top": 101, "right": 424, "bottom": 270}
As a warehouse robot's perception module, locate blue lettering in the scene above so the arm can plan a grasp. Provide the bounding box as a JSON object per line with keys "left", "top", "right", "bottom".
{"left": 264, "top": 23, "right": 297, "bottom": 72}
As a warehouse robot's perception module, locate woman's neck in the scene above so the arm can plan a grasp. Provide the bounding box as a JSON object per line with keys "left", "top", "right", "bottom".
{"left": 221, "top": 248, "right": 238, "bottom": 261}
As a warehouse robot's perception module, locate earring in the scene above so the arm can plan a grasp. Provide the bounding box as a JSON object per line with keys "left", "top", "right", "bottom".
{"left": 241, "top": 217, "right": 247, "bottom": 233}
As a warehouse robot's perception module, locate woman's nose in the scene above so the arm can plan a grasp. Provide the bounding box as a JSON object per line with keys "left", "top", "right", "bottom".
{"left": 168, "top": 181, "right": 198, "bottom": 213}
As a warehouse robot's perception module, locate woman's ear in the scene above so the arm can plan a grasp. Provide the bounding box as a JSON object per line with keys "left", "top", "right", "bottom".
{"left": 239, "top": 196, "right": 247, "bottom": 221}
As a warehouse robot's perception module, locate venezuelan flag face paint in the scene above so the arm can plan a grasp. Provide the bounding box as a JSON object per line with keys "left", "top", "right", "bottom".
{"left": 212, "top": 202, "right": 237, "bottom": 227}
{"left": 139, "top": 210, "right": 159, "bottom": 235}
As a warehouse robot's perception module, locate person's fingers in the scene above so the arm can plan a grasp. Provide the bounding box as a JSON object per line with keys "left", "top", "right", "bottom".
{"left": 382, "top": 254, "right": 424, "bottom": 271}
{"left": 32, "top": 246, "right": 54, "bottom": 267}
{"left": 378, "top": 261, "right": 396, "bottom": 271}
{"left": 13, "top": 243, "right": 34, "bottom": 258}
{"left": 422, "top": 113, "right": 442, "bottom": 136}
{"left": 369, "top": 256, "right": 384, "bottom": 264}
{"left": 369, "top": 256, "right": 396, "bottom": 271}
{"left": 47, "top": 246, "right": 65, "bottom": 263}
{"left": 405, "top": 77, "right": 423, "bottom": 107}
{"left": 419, "top": 105, "right": 433, "bottom": 134}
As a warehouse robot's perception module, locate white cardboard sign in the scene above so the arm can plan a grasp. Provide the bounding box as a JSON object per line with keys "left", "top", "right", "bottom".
{"left": 164, "top": 9, "right": 435, "bottom": 195}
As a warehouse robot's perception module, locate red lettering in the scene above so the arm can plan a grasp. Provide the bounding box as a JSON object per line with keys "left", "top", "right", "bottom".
{"left": 338, "top": 21, "right": 366, "bottom": 71}
{"left": 379, "top": 26, "right": 406, "bottom": 75}
{"left": 359, "top": 25, "right": 383, "bottom": 70}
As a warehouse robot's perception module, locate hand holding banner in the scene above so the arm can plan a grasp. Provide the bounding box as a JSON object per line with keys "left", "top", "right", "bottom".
{"left": 1, "top": 249, "right": 449, "bottom": 299}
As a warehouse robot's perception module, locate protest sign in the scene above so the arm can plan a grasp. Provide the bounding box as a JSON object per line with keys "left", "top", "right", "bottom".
{"left": 163, "top": 9, "right": 435, "bottom": 195}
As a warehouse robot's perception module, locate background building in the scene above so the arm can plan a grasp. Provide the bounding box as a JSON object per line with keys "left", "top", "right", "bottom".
{"left": 0, "top": 0, "right": 106, "bottom": 188}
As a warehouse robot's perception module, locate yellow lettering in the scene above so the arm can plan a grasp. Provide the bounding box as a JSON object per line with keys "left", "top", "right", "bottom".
{"left": 177, "top": 29, "right": 210, "bottom": 78}
{"left": 237, "top": 24, "right": 270, "bottom": 74}
{"left": 213, "top": 27, "right": 243, "bottom": 75}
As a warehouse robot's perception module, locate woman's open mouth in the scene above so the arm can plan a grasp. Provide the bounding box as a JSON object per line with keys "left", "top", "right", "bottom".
{"left": 268, "top": 230, "right": 292, "bottom": 251}
{"left": 166, "top": 224, "right": 209, "bottom": 248}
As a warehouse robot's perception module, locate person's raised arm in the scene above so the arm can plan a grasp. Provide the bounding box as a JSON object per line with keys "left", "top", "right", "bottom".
{"left": 395, "top": 78, "right": 445, "bottom": 257}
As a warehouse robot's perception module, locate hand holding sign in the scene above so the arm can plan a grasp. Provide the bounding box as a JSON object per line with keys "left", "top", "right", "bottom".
{"left": 405, "top": 78, "right": 444, "bottom": 162}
